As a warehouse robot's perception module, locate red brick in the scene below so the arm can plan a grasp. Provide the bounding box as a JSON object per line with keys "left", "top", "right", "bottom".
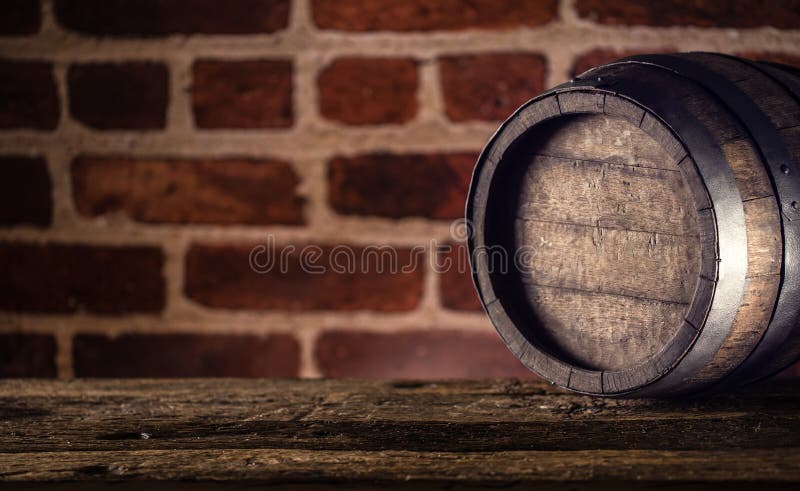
{"left": 315, "top": 330, "right": 535, "bottom": 378}
{"left": 54, "top": 0, "right": 289, "bottom": 36}
{"left": 68, "top": 62, "right": 168, "bottom": 129}
{"left": 0, "top": 60, "right": 58, "bottom": 130}
{"left": 71, "top": 156, "right": 304, "bottom": 225}
{"left": 312, "top": 0, "right": 557, "bottom": 31}
{"left": 738, "top": 52, "right": 800, "bottom": 68}
{"left": 318, "top": 58, "right": 417, "bottom": 126}
{"left": 439, "top": 242, "right": 482, "bottom": 311}
{"left": 73, "top": 333, "right": 299, "bottom": 377}
{"left": 575, "top": 0, "right": 800, "bottom": 28}
{"left": 0, "top": 334, "right": 56, "bottom": 377}
{"left": 440, "top": 53, "right": 545, "bottom": 122}
{"left": 185, "top": 243, "right": 424, "bottom": 311}
{"left": 193, "top": 59, "right": 292, "bottom": 129}
{"left": 0, "top": 242, "right": 164, "bottom": 314}
{"left": 328, "top": 153, "right": 476, "bottom": 219}
{"left": 571, "top": 48, "right": 676, "bottom": 78}
{"left": 0, "top": 0, "right": 40, "bottom": 35}
{"left": 0, "top": 156, "right": 51, "bottom": 226}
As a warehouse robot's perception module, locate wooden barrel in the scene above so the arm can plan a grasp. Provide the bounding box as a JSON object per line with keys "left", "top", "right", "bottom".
{"left": 467, "top": 53, "right": 800, "bottom": 397}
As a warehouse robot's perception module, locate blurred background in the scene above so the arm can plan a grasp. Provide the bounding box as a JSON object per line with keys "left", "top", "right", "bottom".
{"left": 1, "top": 0, "right": 799, "bottom": 379}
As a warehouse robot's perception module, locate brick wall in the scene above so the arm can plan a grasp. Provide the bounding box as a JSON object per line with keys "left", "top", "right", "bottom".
{"left": 1, "top": 0, "right": 799, "bottom": 379}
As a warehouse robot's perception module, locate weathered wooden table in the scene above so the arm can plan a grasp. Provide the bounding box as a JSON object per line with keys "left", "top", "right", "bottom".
{"left": 1, "top": 378, "right": 799, "bottom": 489}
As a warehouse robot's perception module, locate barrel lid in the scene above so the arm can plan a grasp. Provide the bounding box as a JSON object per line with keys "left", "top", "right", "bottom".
{"left": 468, "top": 88, "right": 724, "bottom": 396}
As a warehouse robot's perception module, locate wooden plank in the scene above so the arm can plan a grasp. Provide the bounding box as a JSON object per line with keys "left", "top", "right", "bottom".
{"left": 640, "top": 112, "right": 687, "bottom": 163}
{"left": 604, "top": 94, "right": 645, "bottom": 126}
{"left": 744, "top": 196, "right": 783, "bottom": 277}
{"left": 557, "top": 91, "right": 604, "bottom": 113}
{"left": 678, "top": 156, "right": 713, "bottom": 210}
{"left": 2, "top": 448, "right": 800, "bottom": 485}
{"left": 781, "top": 125, "right": 800, "bottom": 168}
{"left": 681, "top": 89, "right": 745, "bottom": 142}
{"left": 734, "top": 76, "right": 800, "bottom": 129}
{"left": 685, "top": 276, "right": 715, "bottom": 330}
{"left": 603, "top": 321, "right": 698, "bottom": 394}
{"left": 696, "top": 208, "right": 718, "bottom": 280}
{"left": 682, "top": 52, "right": 750, "bottom": 83}
{"left": 568, "top": 367, "right": 603, "bottom": 393}
{"left": 514, "top": 218, "right": 700, "bottom": 303}
{"left": 1, "top": 379, "right": 799, "bottom": 451}
{"left": 522, "top": 285, "right": 688, "bottom": 370}
{"left": 684, "top": 52, "right": 800, "bottom": 130}
{"left": 722, "top": 139, "right": 776, "bottom": 201}
{"left": 0, "top": 379, "right": 799, "bottom": 485}
{"left": 517, "top": 155, "right": 699, "bottom": 236}
{"left": 527, "top": 113, "right": 683, "bottom": 171}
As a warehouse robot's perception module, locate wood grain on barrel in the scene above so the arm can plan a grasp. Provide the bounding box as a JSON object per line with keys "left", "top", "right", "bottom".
{"left": 722, "top": 140, "right": 775, "bottom": 200}
{"left": 523, "top": 112, "right": 682, "bottom": 172}
{"left": 743, "top": 197, "right": 782, "bottom": 277}
{"left": 514, "top": 113, "right": 699, "bottom": 371}
{"left": 670, "top": 55, "right": 787, "bottom": 389}
{"left": 681, "top": 54, "right": 800, "bottom": 379}
{"left": 522, "top": 286, "right": 687, "bottom": 369}
{"left": 583, "top": 60, "right": 782, "bottom": 392}
{"left": 1, "top": 379, "right": 800, "bottom": 487}
{"left": 686, "top": 53, "right": 800, "bottom": 131}
{"left": 516, "top": 219, "right": 699, "bottom": 302}
{"left": 516, "top": 155, "right": 697, "bottom": 235}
